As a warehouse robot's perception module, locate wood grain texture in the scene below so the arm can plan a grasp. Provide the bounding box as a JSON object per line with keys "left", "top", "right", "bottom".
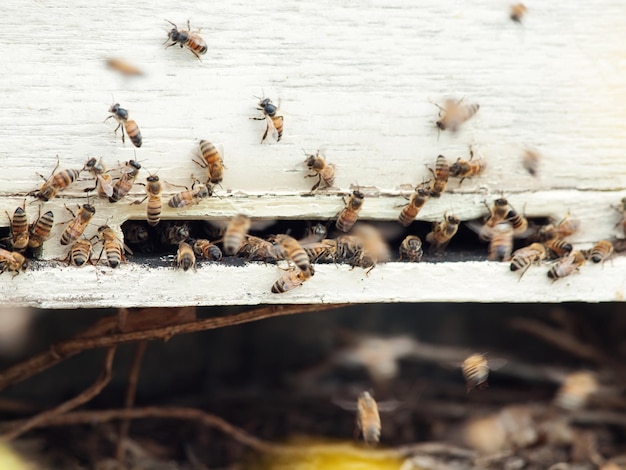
{"left": 0, "top": 0, "right": 625, "bottom": 305}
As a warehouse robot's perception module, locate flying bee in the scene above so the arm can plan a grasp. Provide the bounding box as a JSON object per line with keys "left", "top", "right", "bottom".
{"left": 510, "top": 242, "right": 547, "bottom": 278}
{"left": 65, "top": 239, "right": 93, "bottom": 267}
{"left": 398, "top": 184, "right": 430, "bottom": 227}
{"left": 83, "top": 157, "right": 114, "bottom": 198}
{"left": 240, "top": 235, "right": 277, "bottom": 262}
{"left": 105, "top": 103, "right": 142, "bottom": 148}
{"left": 522, "top": 149, "right": 541, "bottom": 177}
{"left": 32, "top": 158, "right": 81, "bottom": 201}
{"left": 167, "top": 182, "right": 212, "bottom": 208}
{"left": 547, "top": 250, "right": 586, "bottom": 281}
{"left": 96, "top": 225, "right": 129, "bottom": 268}
{"left": 449, "top": 146, "right": 487, "bottom": 184}
{"left": 336, "top": 235, "right": 364, "bottom": 261}
{"left": 109, "top": 160, "right": 142, "bottom": 203}
{"left": 105, "top": 57, "right": 144, "bottom": 77}
{"left": 427, "top": 155, "right": 450, "bottom": 198}
{"left": 506, "top": 208, "right": 528, "bottom": 236}
{"left": 540, "top": 214, "right": 580, "bottom": 241}
{"left": 426, "top": 212, "right": 460, "bottom": 253}
{"left": 510, "top": 3, "right": 528, "bottom": 22}
{"left": 192, "top": 239, "right": 223, "bottom": 261}
{"left": 176, "top": 241, "right": 197, "bottom": 272}
{"left": 271, "top": 266, "right": 315, "bottom": 294}
{"left": 356, "top": 391, "right": 381, "bottom": 445}
{"left": 336, "top": 190, "right": 365, "bottom": 232}
{"left": 60, "top": 204, "right": 96, "bottom": 246}
{"left": 164, "top": 19, "right": 207, "bottom": 60}
{"left": 5, "top": 202, "right": 29, "bottom": 251}
{"left": 488, "top": 223, "right": 514, "bottom": 261}
{"left": 304, "top": 151, "right": 336, "bottom": 191}
{"left": 223, "top": 214, "right": 251, "bottom": 255}
{"left": 399, "top": 235, "right": 423, "bottom": 262}
{"left": 161, "top": 223, "right": 190, "bottom": 245}
{"left": 28, "top": 209, "right": 54, "bottom": 250}
{"left": 461, "top": 353, "right": 507, "bottom": 392}
{"left": 351, "top": 224, "right": 390, "bottom": 274}
{"left": 251, "top": 97, "right": 283, "bottom": 143}
{"left": 554, "top": 372, "right": 598, "bottom": 412}
{"left": 132, "top": 174, "right": 162, "bottom": 226}
{"left": 585, "top": 240, "right": 613, "bottom": 265}
{"left": 433, "top": 98, "right": 480, "bottom": 132}
{"left": 543, "top": 237, "right": 573, "bottom": 259}
{"left": 0, "top": 249, "right": 29, "bottom": 277}
{"left": 273, "top": 234, "right": 312, "bottom": 278}
{"left": 473, "top": 198, "right": 512, "bottom": 241}
{"left": 197, "top": 140, "right": 225, "bottom": 185}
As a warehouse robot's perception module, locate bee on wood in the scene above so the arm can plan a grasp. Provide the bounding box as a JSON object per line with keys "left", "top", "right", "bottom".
{"left": 167, "top": 182, "right": 212, "bottom": 208}
{"left": 302, "top": 238, "right": 337, "bottom": 264}
{"left": 0, "top": 249, "right": 29, "bottom": 277}
{"left": 251, "top": 97, "right": 283, "bottom": 143}
{"left": 462, "top": 353, "right": 506, "bottom": 392}
{"left": 96, "top": 225, "right": 129, "bottom": 268}
{"left": 554, "top": 372, "right": 598, "bottom": 412}
{"left": 426, "top": 212, "right": 460, "bottom": 253}
{"left": 65, "top": 239, "right": 93, "bottom": 267}
{"left": 105, "top": 103, "right": 142, "bottom": 148}
{"left": 547, "top": 251, "right": 586, "bottom": 281}
{"left": 522, "top": 149, "right": 541, "bottom": 177}
{"left": 273, "top": 234, "right": 312, "bottom": 278}
{"left": 240, "top": 235, "right": 277, "bottom": 262}
{"left": 488, "top": 222, "right": 514, "bottom": 262}
{"left": 223, "top": 214, "right": 251, "bottom": 256}
{"left": 304, "top": 151, "right": 336, "bottom": 191}
{"left": 336, "top": 190, "right": 365, "bottom": 233}
{"left": 510, "top": 3, "right": 528, "bottom": 22}
{"left": 543, "top": 237, "right": 573, "bottom": 259}
{"left": 60, "top": 204, "right": 96, "bottom": 246}
{"left": 197, "top": 140, "right": 225, "bottom": 185}
{"left": 105, "top": 57, "right": 144, "bottom": 77}
{"left": 192, "top": 239, "right": 223, "bottom": 260}
{"left": 32, "top": 158, "right": 81, "bottom": 201}
{"left": 427, "top": 155, "right": 450, "bottom": 198}
{"left": 614, "top": 197, "right": 626, "bottom": 237}
{"left": 434, "top": 98, "right": 479, "bottom": 132}
{"left": 164, "top": 19, "right": 207, "bottom": 60}
{"left": 398, "top": 183, "right": 430, "bottom": 227}
{"left": 510, "top": 242, "right": 546, "bottom": 278}
{"left": 161, "top": 223, "right": 190, "bottom": 245}
{"left": 110, "top": 160, "right": 142, "bottom": 203}
{"left": 28, "top": 209, "right": 55, "bottom": 250}
{"left": 584, "top": 240, "right": 613, "bottom": 265}
{"left": 449, "top": 146, "right": 487, "bottom": 184}
{"left": 176, "top": 241, "right": 197, "bottom": 272}
{"left": 271, "top": 266, "right": 314, "bottom": 294}
{"left": 84, "top": 157, "right": 114, "bottom": 199}
{"left": 399, "top": 235, "right": 423, "bottom": 262}
{"left": 356, "top": 391, "right": 381, "bottom": 445}
{"left": 5, "top": 202, "right": 29, "bottom": 251}
{"left": 132, "top": 174, "right": 162, "bottom": 226}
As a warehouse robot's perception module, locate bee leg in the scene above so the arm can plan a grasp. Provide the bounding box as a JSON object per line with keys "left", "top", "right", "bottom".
{"left": 310, "top": 176, "right": 322, "bottom": 193}
{"left": 261, "top": 124, "right": 270, "bottom": 143}
{"left": 131, "top": 195, "right": 148, "bottom": 205}
{"left": 190, "top": 48, "right": 202, "bottom": 61}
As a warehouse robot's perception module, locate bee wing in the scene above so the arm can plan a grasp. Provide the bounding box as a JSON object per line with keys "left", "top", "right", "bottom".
{"left": 488, "top": 357, "right": 508, "bottom": 371}
{"left": 97, "top": 175, "right": 114, "bottom": 197}
{"left": 265, "top": 115, "right": 279, "bottom": 141}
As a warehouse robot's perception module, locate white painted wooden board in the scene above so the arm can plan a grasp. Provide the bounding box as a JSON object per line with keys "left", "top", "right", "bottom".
{"left": 0, "top": 0, "right": 625, "bottom": 306}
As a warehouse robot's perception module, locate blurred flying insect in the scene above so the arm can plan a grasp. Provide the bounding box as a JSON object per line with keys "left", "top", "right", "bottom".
{"left": 336, "top": 190, "right": 365, "bottom": 232}
{"left": 356, "top": 391, "right": 381, "bottom": 445}
{"left": 65, "top": 239, "right": 93, "bottom": 267}
{"left": 398, "top": 183, "right": 430, "bottom": 227}
{"left": 427, "top": 155, "right": 450, "bottom": 198}
{"left": 426, "top": 212, "right": 460, "bottom": 253}
{"left": 28, "top": 209, "right": 55, "bottom": 251}
{"left": 105, "top": 57, "right": 144, "bottom": 77}
{"left": 614, "top": 197, "right": 626, "bottom": 237}
{"left": 197, "top": 140, "right": 225, "bottom": 185}
{"left": 32, "top": 158, "right": 81, "bottom": 201}
{"left": 539, "top": 214, "right": 580, "bottom": 241}
{"left": 510, "top": 3, "right": 528, "bottom": 22}
{"left": 462, "top": 353, "right": 506, "bottom": 392}
{"left": 84, "top": 157, "right": 114, "bottom": 199}
{"left": 304, "top": 150, "right": 336, "bottom": 191}
{"left": 547, "top": 250, "right": 586, "bottom": 281}
{"left": 251, "top": 96, "right": 283, "bottom": 143}
{"left": 176, "top": 241, "right": 197, "bottom": 272}
{"left": 223, "top": 214, "right": 251, "bottom": 256}
{"left": 433, "top": 97, "right": 479, "bottom": 133}
{"left": 350, "top": 224, "right": 391, "bottom": 275}
{"left": 271, "top": 266, "right": 315, "bottom": 294}
{"left": 522, "top": 149, "right": 541, "bottom": 177}
{"left": 398, "top": 235, "right": 423, "bottom": 262}
{"left": 5, "top": 202, "right": 29, "bottom": 251}
{"left": 164, "top": 19, "right": 207, "bottom": 60}
{"left": 488, "top": 222, "right": 514, "bottom": 262}
{"left": 554, "top": 371, "right": 598, "bottom": 412}
{"left": 0, "top": 249, "right": 29, "bottom": 277}
{"left": 449, "top": 146, "right": 487, "bottom": 184}
{"left": 510, "top": 242, "right": 546, "bottom": 279}
{"left": 105, "top": 103, "right": 142, "bottom": 148}
{"left": 60, "top": 204, "right": 96, "bottom": 246}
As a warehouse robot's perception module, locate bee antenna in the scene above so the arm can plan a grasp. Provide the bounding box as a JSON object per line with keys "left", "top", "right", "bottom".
{"left": 165, "top": 19, "right": 176, "bottom": 27}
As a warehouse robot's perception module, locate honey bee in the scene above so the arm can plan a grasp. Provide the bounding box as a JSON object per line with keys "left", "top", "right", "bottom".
{"left": 96, "top": 225, "right": 129, "bottom": 268}
{"left": 161, "top": 223, "right": 190, "bottom": 245}
{"left": 336, "top": 235, "right": 363, "bottom": 261}
{"left": 176, "top": 241, "right": 197, "bottom": 271}
{"left": 426, "top": 212, "right": 460, "bottom": 253}
{"left": 541, "top": 215, "right": 580, "bottom": 241}
{"left": 336, "top": 190, "right": 365, "bottom": 232}
{"left": 506, "top": 208, "right": 528, "bottom": 236}
{"left": 60, "top": 204, "right": 96, "bottom": 246}
{"left": 488, "top": 223, "right": 514, "bottom": 261}
{"left": 434, "top": 98, "right": 480, "bottom": 132}
{"left": 252, "top": 97, "right": 283, "bottom": 143}
{"left": 33, "top": 158, "right": 81, "bottom": 201}
{"left": 0, "top": 249, "right": 29, "bottom": 277}
{"left": 6, "top": 203, "right": 29, "bottom": 251}
{"left": 302, "top": 238, "right": 337, "bottom": 263}
{"left": 124, "top": 222, "right": 149, "bottom": 245}
{"left": 449, "top": 146, "right": 487, "bottom": 183}
{"left": 554, "top": 371, "right": 598, "bottom": 412}
{"left": 543, "top": 237, "right": 573, "bottom": 259}
{"left": 522, "top": 149, "right": 541, "bottom": 177}
{"left": 271, "top": 266, "right": 315, "bottom": 294}
{"left": 132, "top": 174, "right": 163, "bottom": 226}
{"left": 614, "top": 197, "right": 626, "bottom": 236}
{"left": 167, "top": 182, "right": 212, "bottom": 208}
{"left": 475, "top": 198, "right": 512, "bottom": 240}
{"left": 547, "top": 250, "right": 586, "bottom": 281}
{"left": 110, "top": 160, "right": 142, "bottom": 203}
{"left": 298, "top": 223, "right": 329, "bottom": 246}
{"left": 398, "top": 184, "right": 430, "bottom": 227}
{"left": 356, "top": 391, "right": 381, "bottom": 445}
{"left": 198, "top": 140, "right": 225, "bottom": 185}
{"left": 192, "top": 239, "right": 223, "bottom": 260}
{"left": 105, "top": 103, "right": 142, "bottom": 148}
{"left": 351, "top": 224, "right": 390, "bottom": 274}
{"left": 223, "top": 214, "right": 251, "bottom": 255}
{"left": 65, "top": 239, "right": 93, "bottom": 267}
{"left": 510, "top": 242, "right": 547, "bottom": 278}
{"left": 240, "top": 235, "right": 277, "bottom": 262}
{"left": 273, "top": 234, "right": 312, "bottom": 278}
{"left": 399, "top": 235, "right": 423, "bottom": 262}
{"left": 164, "top": 19, "right": 207, "bottom": 60}
{"left": 427, "top": 155, "right": 450, "bottom": 198}
{"left": 83, "top": 157, "right": 114, "bottom": 199}
{"left": 510, "top": 3, "right": 528, "bottom": 22}
{"left": 462, "top": 353, "right": 495, "bottom": 392}
{"left": 304, "top": 151, "right": 336, "bottom": 191}
{"left": 105, "top": 57, "right": 144, "bottom": 76}
{"left": 28, "top": 209, "right": 55, "bottom": 250}
{"left": 585, "top": 240, "right": 613, "bottom": 265}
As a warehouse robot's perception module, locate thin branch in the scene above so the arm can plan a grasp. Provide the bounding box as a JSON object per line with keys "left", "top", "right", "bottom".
{"left": 0, "top": 346, "right": 117, "bottom": 442}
